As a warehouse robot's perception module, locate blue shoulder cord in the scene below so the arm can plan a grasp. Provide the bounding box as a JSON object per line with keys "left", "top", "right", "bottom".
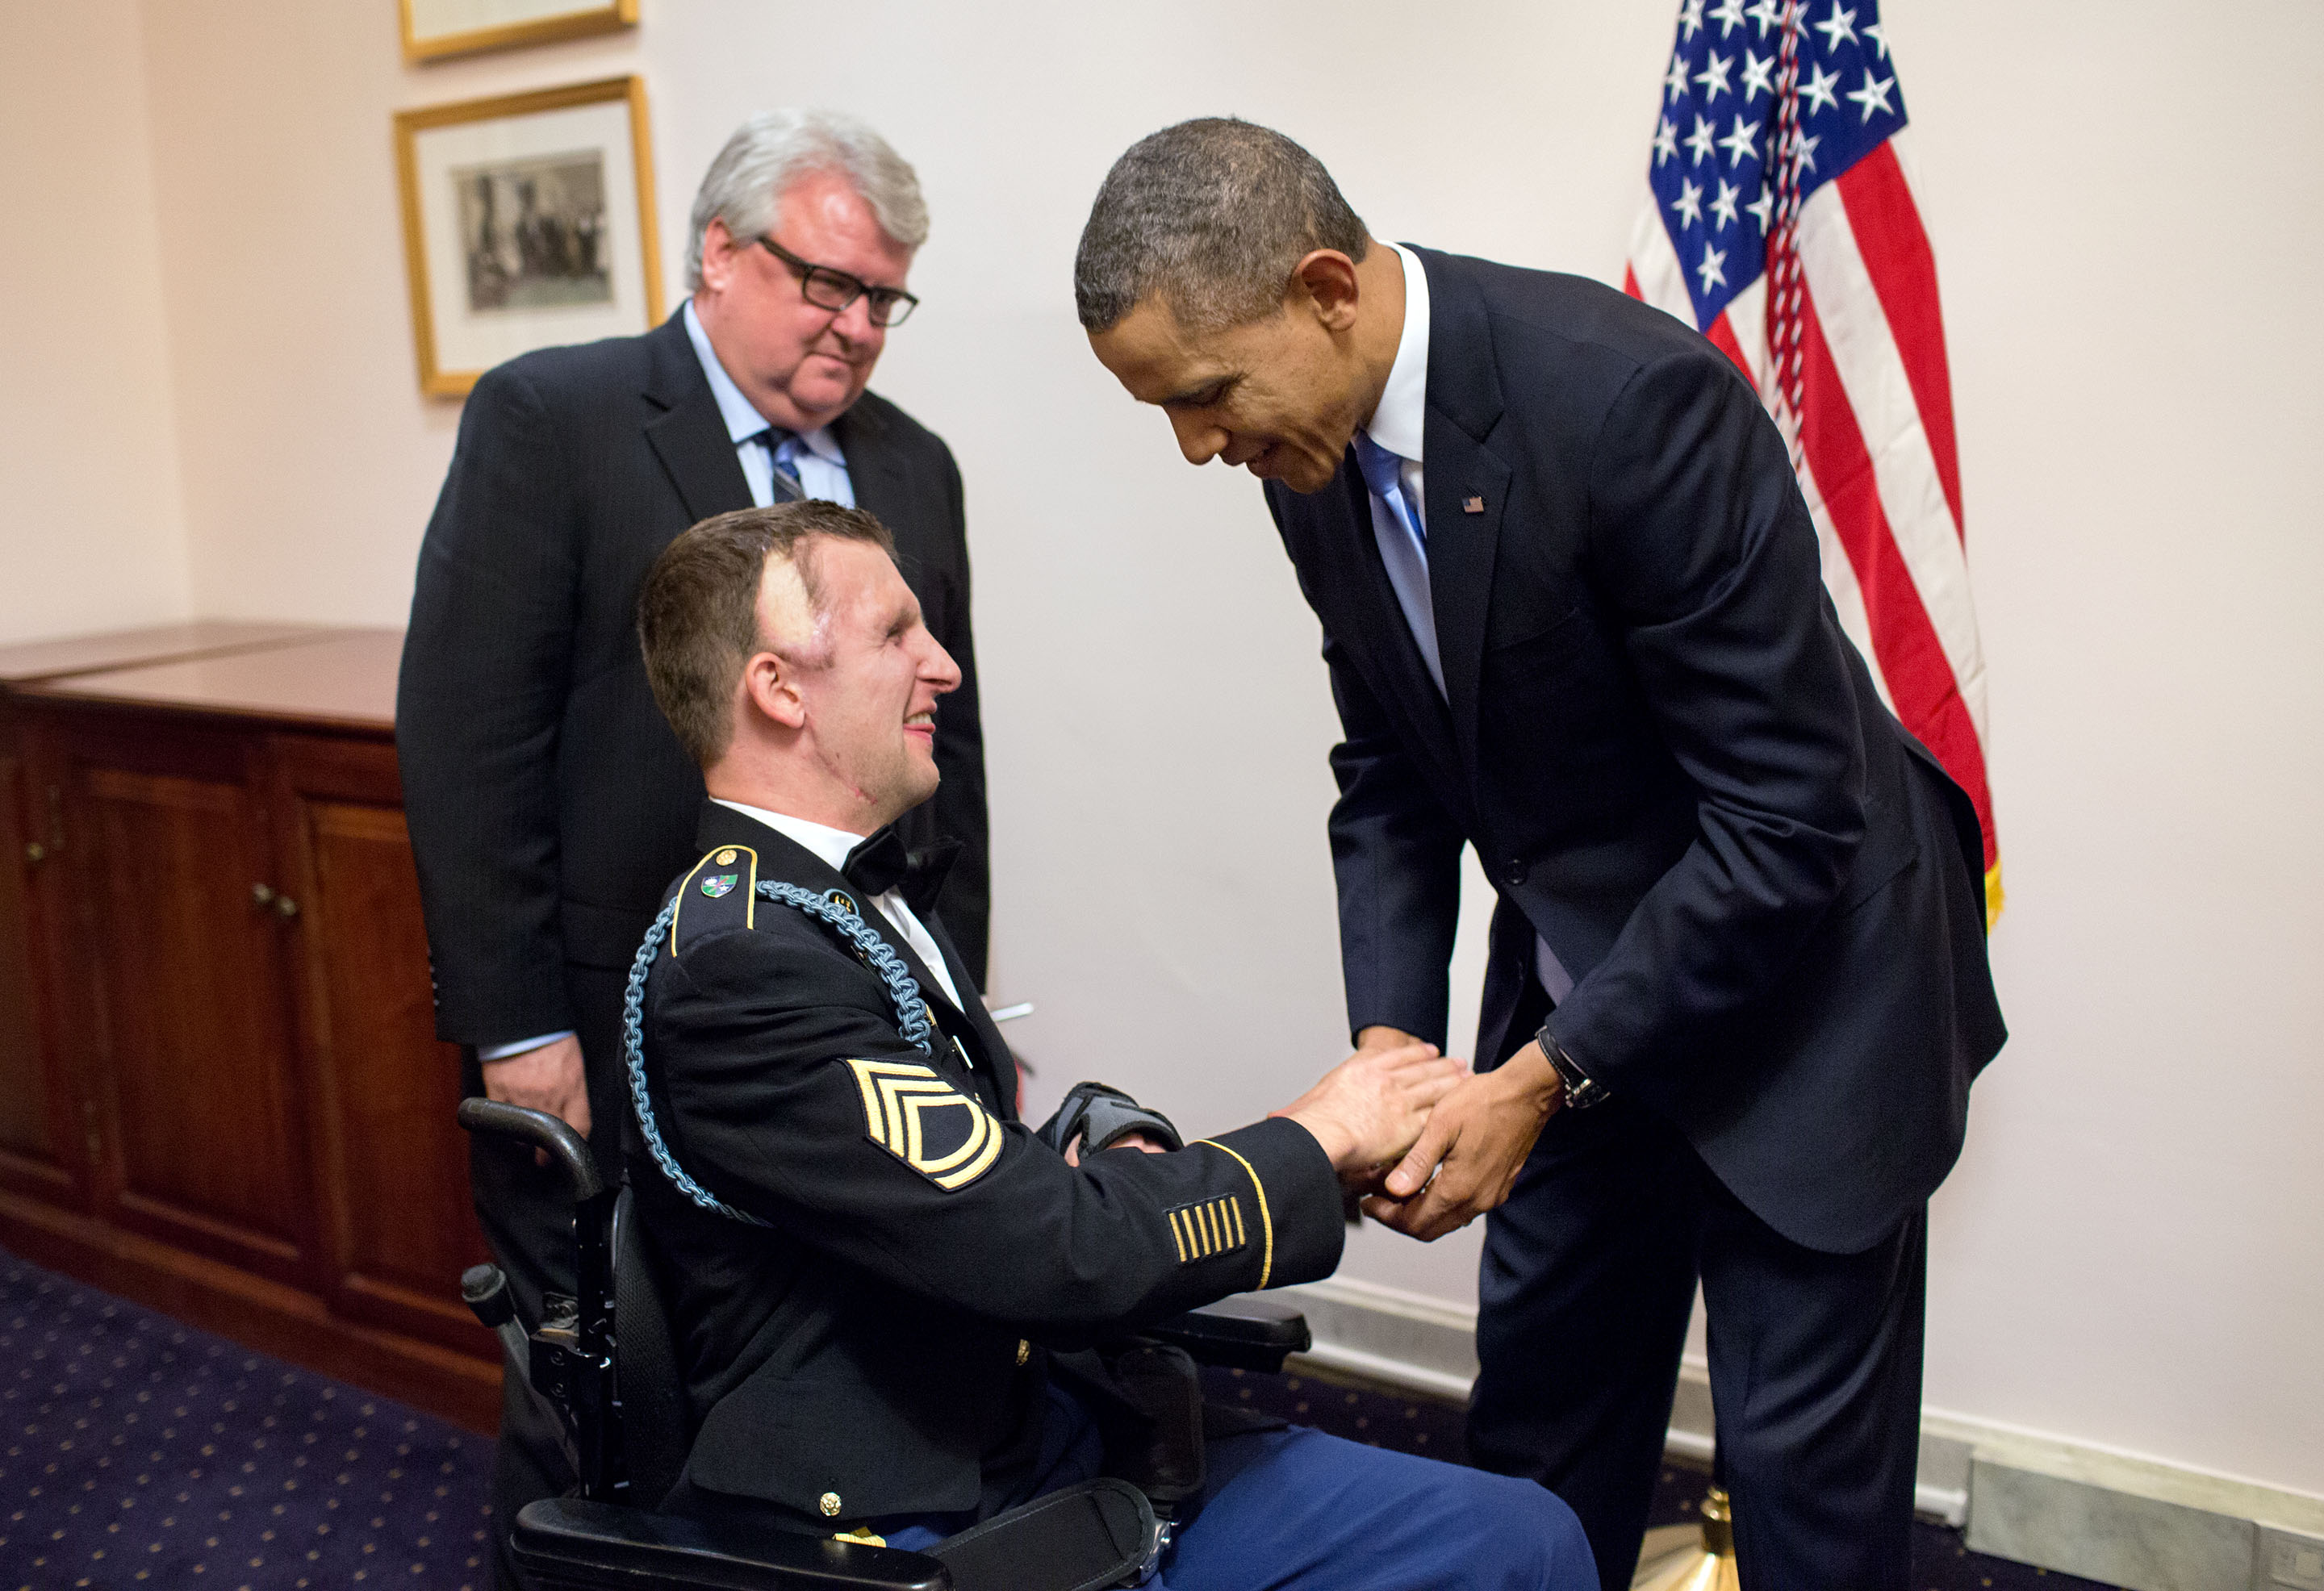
{"left": 624, "top": 880, "right": 938, "bottom": 1226}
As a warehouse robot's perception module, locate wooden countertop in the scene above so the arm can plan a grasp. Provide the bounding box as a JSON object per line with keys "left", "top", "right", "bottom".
{"left": 19, "top": 627, "right": 405, "bottom": 734}
{"left": 0, "top": 620, "right": 332, "bottom": 684}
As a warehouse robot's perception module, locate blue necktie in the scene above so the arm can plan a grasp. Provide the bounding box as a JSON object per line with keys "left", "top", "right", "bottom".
{"left": 754, "top": 429, "right": 805, "bottom": 504}
{"left": 1352, "top": 432, "right": 1444, "bottom": 697}
{"left": 1352, "top": 432, "right": 1425, "bottom": 548}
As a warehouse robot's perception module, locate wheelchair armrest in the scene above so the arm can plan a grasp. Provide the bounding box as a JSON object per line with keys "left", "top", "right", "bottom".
{"left": 1143, "top": 1296, "right": 1310, "bottom": 1374}
{"left": 511, "top": 1497, "right": 951, "bottom": 1590}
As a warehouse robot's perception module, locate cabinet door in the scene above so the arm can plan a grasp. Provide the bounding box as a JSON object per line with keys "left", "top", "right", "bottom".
{"left": 52, "top": 716, "right": 320, "bottom": 1288}
{"left": 270, "top": 735, "right": 493, "bottom": 1359}
{"left": 0, "top": 727, "right": 86, "bottom": 1205}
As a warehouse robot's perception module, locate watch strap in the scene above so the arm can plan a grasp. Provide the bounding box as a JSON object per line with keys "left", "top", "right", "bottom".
{"left": 1536, "top": 1027, "right": 1607, "bottom": 1109}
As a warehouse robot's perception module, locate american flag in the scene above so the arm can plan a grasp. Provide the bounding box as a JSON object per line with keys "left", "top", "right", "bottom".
{"left": 1624, "top": 0, "right": 2001, "bottom": 922}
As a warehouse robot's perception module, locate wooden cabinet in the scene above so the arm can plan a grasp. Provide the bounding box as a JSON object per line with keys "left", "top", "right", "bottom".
{"left": 0, "top": 625, "right": 498, "bottom": 1430}
{"left": 0, "top": 732, "right": 73, "bottom": 1203}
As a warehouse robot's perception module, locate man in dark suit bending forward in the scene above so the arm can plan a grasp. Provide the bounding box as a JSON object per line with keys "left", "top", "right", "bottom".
{"left": 1079, "top": 119, "right": 2004, "bottom": 1591}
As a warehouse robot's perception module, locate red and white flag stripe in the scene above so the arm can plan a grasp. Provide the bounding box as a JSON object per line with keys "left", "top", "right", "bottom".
{"left": 1626, "top": 130, "right": 2002, "bottom": 922}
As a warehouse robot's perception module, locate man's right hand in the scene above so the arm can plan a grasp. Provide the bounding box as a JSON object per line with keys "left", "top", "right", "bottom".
{"left": 1273, "top": 1036, "right": 1465, "bottom": 1176}
{"left": 480, "top": 1034, "right": 592, "bottom": 1162}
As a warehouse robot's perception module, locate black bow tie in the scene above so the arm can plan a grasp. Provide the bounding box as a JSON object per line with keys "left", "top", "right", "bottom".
{"left": 842, "top": 825, "right": 962, "bottom": 916}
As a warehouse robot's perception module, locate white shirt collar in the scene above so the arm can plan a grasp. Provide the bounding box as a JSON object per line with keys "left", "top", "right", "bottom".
{"left": 709, "top": 796, "right": 866, "bottom": 874}
{"left": 1361, "top": 243, "right": 1432, "bottom": 463}
{"left": 709, "top": 796, "right": 966, "bottom": 1011}
{"left": 682, "top": 299, "right": 846, "bottom": 463}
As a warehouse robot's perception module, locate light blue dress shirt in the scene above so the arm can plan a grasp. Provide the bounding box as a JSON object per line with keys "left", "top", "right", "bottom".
{"left": 681, "top": 299, "right": 855, "bottom": 508}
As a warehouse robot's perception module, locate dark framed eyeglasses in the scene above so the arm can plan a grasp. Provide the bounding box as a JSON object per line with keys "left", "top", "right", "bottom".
{"left": 755, "top": 235, "right": 920, "bottom": 327}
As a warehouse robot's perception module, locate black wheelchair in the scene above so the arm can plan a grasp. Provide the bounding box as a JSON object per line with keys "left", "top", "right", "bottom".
{"left": 457, "top": 1099, "right": 1312, "bottom": 1591}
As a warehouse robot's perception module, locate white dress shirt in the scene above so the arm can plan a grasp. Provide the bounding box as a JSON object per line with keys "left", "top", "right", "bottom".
{"left": 1359, "top": 244, "right": 1574, "bottom": 1004}
{"left": 709, "top": 800, "right": 965, "bottom": 1012}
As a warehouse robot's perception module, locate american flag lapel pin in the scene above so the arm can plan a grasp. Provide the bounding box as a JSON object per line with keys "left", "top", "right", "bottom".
{"left": 1462, "top": 495, "right": 1486, "bottom": 514}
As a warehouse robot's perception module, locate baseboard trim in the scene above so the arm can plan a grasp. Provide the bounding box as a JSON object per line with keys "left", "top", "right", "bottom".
{"left": 0, "top": 1190, "right": 500, "bottom": 1434}
{"left": 1282, "top": 1277, "right": 2324, "bottom": 1589}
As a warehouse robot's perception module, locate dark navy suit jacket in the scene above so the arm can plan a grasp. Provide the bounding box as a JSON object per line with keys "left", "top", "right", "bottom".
{"left": 1264, "top": 247, "right": 2004, "bottom": 1254}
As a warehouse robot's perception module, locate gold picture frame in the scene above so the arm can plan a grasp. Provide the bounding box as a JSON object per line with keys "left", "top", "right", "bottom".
{"left": 393, "top": 76, "right": 664, "bottom": 398}
{"left": 399, "top": 0, "right": 638, "bottom": 64}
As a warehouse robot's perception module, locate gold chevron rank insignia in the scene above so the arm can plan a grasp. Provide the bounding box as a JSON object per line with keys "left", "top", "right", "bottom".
{"left": 1164, "top": 1196, "right": 1247, "bottom": 1265}
{"left": 844, "top": 1059, "right": 1004, "bottom": 1191}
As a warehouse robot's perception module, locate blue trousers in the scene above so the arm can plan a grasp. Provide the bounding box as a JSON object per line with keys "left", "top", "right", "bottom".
{"left": 885, "top": 1380, "right": 1592, "bottom": 1590}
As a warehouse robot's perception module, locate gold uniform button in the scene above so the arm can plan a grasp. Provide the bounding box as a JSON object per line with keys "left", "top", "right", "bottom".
{"left": 715, "top": 848, "right": 738, "bottom": 865}
{"left": 819, "top": 1491, "right": 842, "bottom": 1518}
{"left": 1015, "top": 1338, "right": 1030, "bottom": 1367}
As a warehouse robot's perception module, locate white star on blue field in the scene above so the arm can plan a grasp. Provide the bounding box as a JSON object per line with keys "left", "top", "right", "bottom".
{"left": 1647, "top": 0, "right": 1907, "bottom": 329}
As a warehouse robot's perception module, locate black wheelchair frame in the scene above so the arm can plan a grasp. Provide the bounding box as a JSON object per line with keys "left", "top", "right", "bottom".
{"left": 457, "top": 1098, "right": 1312, "bottom": 1591}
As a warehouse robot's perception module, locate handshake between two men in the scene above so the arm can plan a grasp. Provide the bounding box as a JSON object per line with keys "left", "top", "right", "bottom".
{"left": 1258, "top": 1025, "right": 1567, "bottom": 1244}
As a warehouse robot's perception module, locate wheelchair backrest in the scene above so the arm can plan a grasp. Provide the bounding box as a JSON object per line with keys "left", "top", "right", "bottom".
{"left": 611, "top": 1184, "right": 692, "bottom": 1510}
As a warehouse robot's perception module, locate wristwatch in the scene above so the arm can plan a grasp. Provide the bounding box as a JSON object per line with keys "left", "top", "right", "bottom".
{"left": 1535, "top": 1026, "right": 1607, "bottom": 1110}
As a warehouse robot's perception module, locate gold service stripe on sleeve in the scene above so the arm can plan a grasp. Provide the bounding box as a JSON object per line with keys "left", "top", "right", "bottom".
{"left": 1195, "top": 1140, "right": 1273, "bottom": 1289}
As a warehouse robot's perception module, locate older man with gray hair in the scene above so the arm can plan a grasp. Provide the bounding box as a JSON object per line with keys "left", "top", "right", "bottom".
{"left": 398, "top": 108, "right": 989, "bottom": 1587}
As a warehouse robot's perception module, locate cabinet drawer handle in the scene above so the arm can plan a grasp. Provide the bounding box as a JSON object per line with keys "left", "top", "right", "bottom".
{"left": 23, "top": 841, "right": 44, "bottom": 864}
{"left": 274, "top": 894, "right": 299, "bottom": 919}
{"left": 251, "top": 883, "right": 274, "bottom": 906}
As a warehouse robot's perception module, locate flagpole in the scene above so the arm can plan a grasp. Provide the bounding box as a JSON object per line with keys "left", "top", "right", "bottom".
{"left": 1766, "top": 0, "right": 1807, "bottom": 469}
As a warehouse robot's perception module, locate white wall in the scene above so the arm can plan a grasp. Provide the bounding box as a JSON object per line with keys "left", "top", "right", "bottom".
{"left": 0, "top": 0, "right": 190, "bottom": 642}
{"left": 1902, "top": 1, "right": 2324, "bottom": 1498}
{"left": 10, "top": 0, "right": 2320, "bottom": 1501}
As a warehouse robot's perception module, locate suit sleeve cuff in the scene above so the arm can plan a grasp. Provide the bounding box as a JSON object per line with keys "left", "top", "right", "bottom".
{"left": 1197, "top": 1117, "right": 1344, "bottom": 1291}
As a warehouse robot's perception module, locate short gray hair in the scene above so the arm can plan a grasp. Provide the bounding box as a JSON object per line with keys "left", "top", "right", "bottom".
{"left": 1074, "top": 118, "right": 1368, "bottom": 334}
{"left": 686, "top": 109, "right": 929, "bottom": 291}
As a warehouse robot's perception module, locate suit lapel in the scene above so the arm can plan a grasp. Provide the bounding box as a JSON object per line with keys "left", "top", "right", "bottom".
{"left": 1412, "top": 246, "right": 1514, "bottom": 779}
{"left": 832, "top": 401, "right": 910, "bottom": 528}
{"left": 1422, "top": 424, "right": 1510, "bottom": 775}
{"left": 923, "top": 914, "right": 1018, "bottom": 1120}
{"left": 642, "top": 311, "right": 754, "bottom": 524}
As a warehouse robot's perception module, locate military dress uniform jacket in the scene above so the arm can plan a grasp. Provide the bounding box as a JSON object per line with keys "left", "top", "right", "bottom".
{"left": 630, "top": 802, "right": 1343, "bottom": 1528}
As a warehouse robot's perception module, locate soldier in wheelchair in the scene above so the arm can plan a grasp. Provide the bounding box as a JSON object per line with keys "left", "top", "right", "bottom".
{"left": 466, "top": 501, "right": 1592, "bottom": 1589}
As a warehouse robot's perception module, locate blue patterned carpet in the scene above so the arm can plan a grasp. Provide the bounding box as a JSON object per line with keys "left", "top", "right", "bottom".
{"left": 1202, "top": 1365, "right": 2121, "bottom": 1591}
{"left": 0, "top": 1245, "right": 2113, "bottom": 1591}
{"left": 0, "top": 1252, "right": 495, "bottom": 1590}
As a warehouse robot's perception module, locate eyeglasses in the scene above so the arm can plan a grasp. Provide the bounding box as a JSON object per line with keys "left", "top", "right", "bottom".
{"left": 755, "top": 235, "right": 920, "bottom": 327}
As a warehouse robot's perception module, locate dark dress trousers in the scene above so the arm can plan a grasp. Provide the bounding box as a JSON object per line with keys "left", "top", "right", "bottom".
{"left": 637, "top": 802, "right": 1344, "bottom": 1526}
{"left": 1263, "top": 247, "right": 2005, "bottom": 1589}
{"left": 394, "top": 310, "right": 987, "bottom": 1580}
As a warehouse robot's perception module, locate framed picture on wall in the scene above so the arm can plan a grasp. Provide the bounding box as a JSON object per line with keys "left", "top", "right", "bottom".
{"left": 399, "top": 0, "right": 638, "bottom": 64}
{"left": 393, "top": 76, "right": 663, "bottom": 398}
